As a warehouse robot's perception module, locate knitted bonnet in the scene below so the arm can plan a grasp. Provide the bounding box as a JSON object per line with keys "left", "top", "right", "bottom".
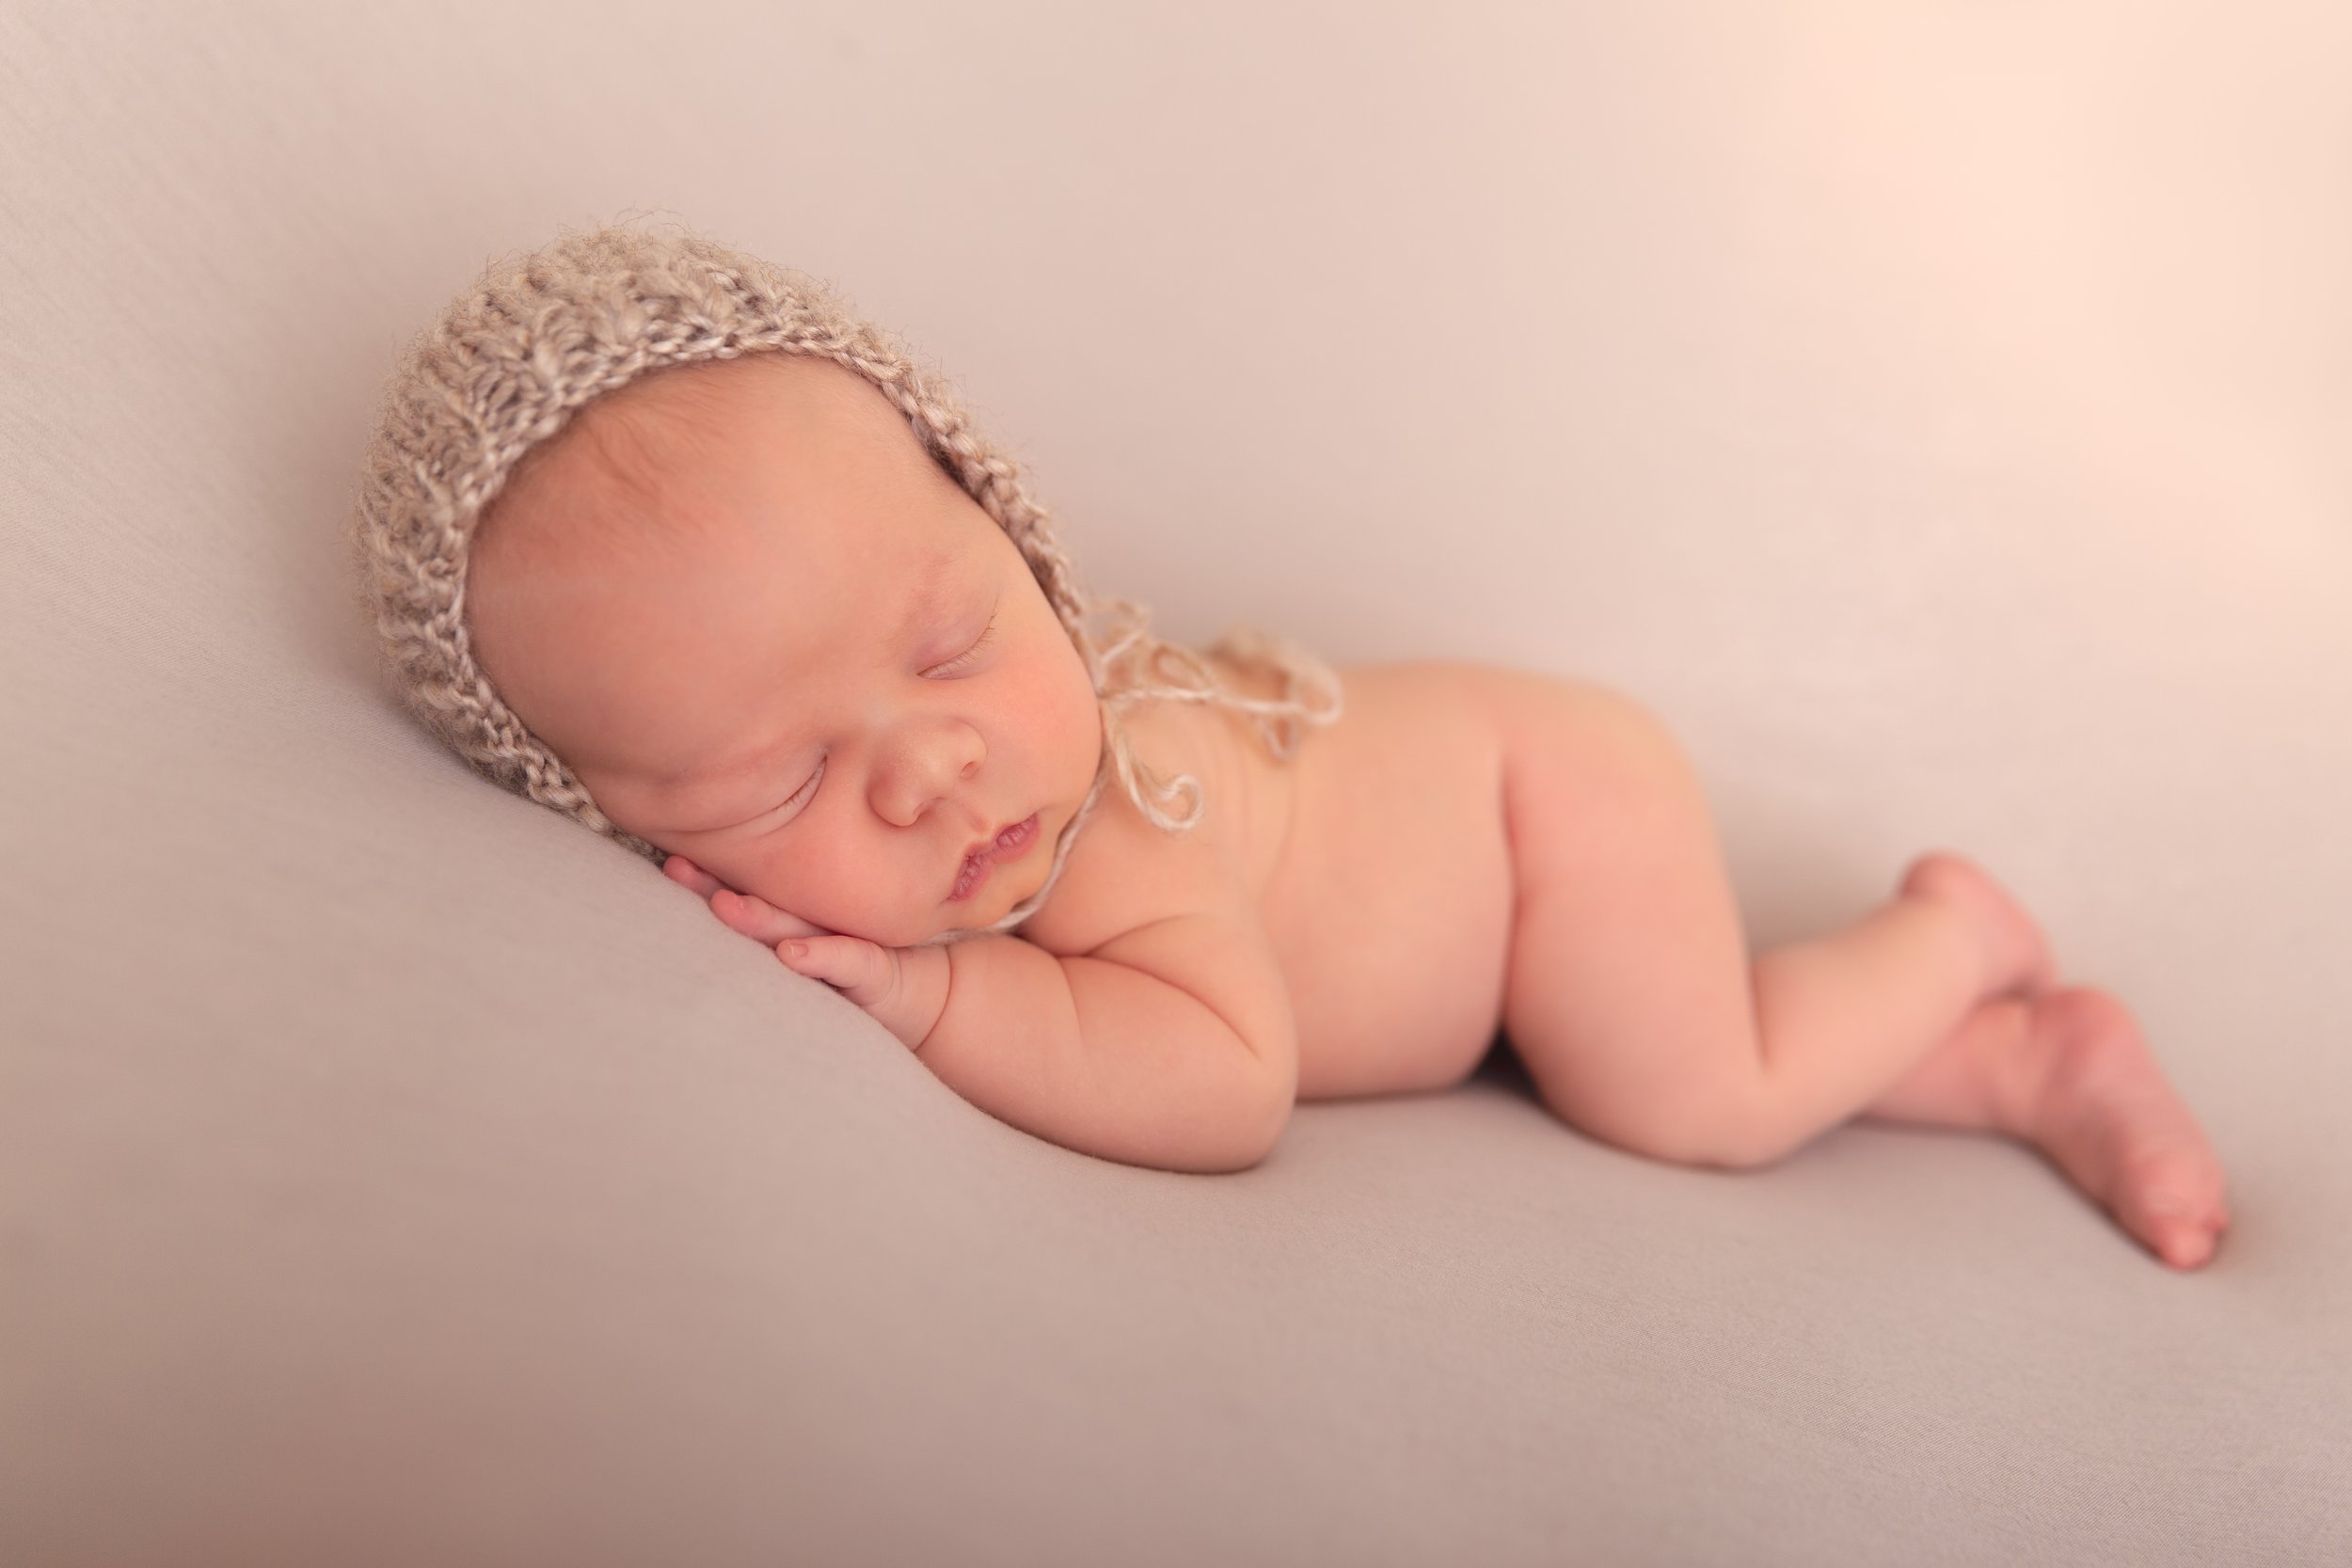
{"left": 349, "top": 219, "right": 1343, "bottom": 944}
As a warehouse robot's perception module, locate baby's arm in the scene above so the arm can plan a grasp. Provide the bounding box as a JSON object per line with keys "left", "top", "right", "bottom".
{"left": 663, "top": 857, "right": 1296, "bottom": 1173}
{"left": 920, "top": 913, "right": 1298, "bottom": 1173}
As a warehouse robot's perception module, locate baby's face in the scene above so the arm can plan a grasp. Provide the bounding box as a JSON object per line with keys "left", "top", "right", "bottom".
{"left": 464, "top": 353, "right": 1104, "bottom": 947}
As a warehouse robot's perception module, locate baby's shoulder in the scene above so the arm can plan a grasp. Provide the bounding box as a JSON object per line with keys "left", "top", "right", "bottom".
{"left": 1018, "top": 695, "right": 1260, "bottom": 959}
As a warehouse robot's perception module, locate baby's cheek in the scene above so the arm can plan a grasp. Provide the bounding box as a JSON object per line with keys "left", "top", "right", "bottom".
{"left": 746, "top": 864, "right": 830, "bottom": 924}
{"left": 744, "top": 848, "right": 888, "bottom": 941}
{"left": 1046, "top": 666, "right": 1105, "bottom": 776}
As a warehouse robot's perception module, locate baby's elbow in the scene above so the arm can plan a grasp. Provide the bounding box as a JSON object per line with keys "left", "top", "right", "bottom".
{"left": 1234, "top": 1024, "right": 1299, "bottom": 1169}
{"left": 1248, "top": 1091, "right": 1297, "bottom": 1170}
{"left": 1175, "top": 1069, "right": 1294, "bottom": 1174}
{"left": 1219, "top": 1069, "right": 1295, "bottom": 1173}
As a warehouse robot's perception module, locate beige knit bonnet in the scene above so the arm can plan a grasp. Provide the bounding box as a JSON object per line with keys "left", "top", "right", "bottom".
{"left": 348, "top": 219, "right": 1343, "bottom": 944}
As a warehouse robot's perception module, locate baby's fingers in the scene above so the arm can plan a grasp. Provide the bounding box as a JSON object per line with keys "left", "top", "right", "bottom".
{"left": 714, "top": 888, "right": 831, "bottom": 945}
{"left": 779, "top": 936, "right": 950, "bottom": 1052}
{"left": 779, "top": 934, "right": 892, "bottom": 1006}
{"left": 661, "top": 853, "right": 725, "bottom": 899}
{"left": 664, "top": 855, "right": 832, "bottom": 945}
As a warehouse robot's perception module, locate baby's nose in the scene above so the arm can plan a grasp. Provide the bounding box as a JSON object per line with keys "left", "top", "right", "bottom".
{"left": 877, "top": 721, "right": 984, "bottom": 822}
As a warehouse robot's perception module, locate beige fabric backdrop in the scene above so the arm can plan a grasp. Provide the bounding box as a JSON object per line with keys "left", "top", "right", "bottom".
{"left": 4, "top": 3, "right": 2347, "bottom": 1563}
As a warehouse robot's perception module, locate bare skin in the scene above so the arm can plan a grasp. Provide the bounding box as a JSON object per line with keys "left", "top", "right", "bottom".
{"left": 1867, "top": 857, "right": 2231, "bottom": 1270}
{"left": 667, "top": 828, "right": 2232, "bottom": 1271}
{"left": 467, "top": 348, "right": 2230, "bottom": 1269}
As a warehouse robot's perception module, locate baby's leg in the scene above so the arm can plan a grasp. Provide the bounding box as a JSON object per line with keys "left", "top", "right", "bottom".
{"left": 1486, "top": 673, "right": 2226, "bottom": 1266}
{"left": 1863, "top": 987, "right": 2231, "bottom": 1268}
{"left": 1488, "top": 674, "right": 2041, "bottom": 1168}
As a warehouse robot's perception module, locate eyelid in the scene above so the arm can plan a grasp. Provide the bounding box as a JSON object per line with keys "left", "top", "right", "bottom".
{"left": 740, "top": 615, "right": 996, "bottom": 834}
{"left": 780, "top": 755, "right": 825, "bottom": 812}
{"left": 927, "top": 614, "right": 998, "bottom": 677}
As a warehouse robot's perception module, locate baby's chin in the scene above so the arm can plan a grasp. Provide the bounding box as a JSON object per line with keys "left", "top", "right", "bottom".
{"left": 872, "top": 918, "right": 956, "bottom": 949}
{"left": 898, "top": 909, "right": 1002, "bottom": 949}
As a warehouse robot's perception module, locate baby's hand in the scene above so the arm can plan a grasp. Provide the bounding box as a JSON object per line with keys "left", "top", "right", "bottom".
{"left": 660, "top": 853, "right": 948, "bottom": 1051}
{"left": 661, "top": 852, "right": 832, "bottom": 945}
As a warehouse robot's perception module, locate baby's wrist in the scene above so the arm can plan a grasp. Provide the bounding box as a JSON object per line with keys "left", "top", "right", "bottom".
{"left": 903, "top": 942, "right": 953, "bottom": 1053}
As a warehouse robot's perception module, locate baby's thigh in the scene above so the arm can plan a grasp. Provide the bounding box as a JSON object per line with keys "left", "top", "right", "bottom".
{"left": 1481, "top": 673, "right": 1757, "bottom": 1145}
{"left": 1481, "top": 672, "right": 1720, "bottom": 867}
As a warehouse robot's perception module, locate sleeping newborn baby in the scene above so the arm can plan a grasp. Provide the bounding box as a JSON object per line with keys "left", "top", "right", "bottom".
{"left": 355, "top": 223, "right": 2229, "bottom": 1269}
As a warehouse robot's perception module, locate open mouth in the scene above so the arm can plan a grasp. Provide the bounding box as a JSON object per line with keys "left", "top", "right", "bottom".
{"left": 947, "top": 813, "right": 1041, "bottom": 903}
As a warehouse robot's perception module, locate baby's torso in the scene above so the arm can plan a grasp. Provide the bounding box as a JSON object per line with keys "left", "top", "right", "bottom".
{"left": 1033, "top": 656, "right": 1518, "bottom": 1101}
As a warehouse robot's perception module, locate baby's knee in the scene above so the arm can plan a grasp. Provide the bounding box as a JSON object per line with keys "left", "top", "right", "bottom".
{"left": 1627, "top": 1118, "right": 1801, "bottom": 1174}
{"left": 1677, "top": 1122, "right": 1806, "bottom": 1172}
{"left": 1539, "top": 1072, "right": 1796, "bottom": 1173}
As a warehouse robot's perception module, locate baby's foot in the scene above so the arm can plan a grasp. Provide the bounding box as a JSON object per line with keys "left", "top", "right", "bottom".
{"left": 1899, "top": 851, "right": 2058, "bottom": 998}
{"left": 2015, "top": 986, "right": 2231, "bottom": 1270}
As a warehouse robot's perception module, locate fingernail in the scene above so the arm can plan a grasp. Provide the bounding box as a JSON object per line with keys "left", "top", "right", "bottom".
{"left": 785, "top": 942, "right": 809, "bottom": 960}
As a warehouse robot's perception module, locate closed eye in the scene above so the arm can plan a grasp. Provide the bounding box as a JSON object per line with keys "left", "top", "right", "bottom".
{"left": 741, "top": 616, "right": 1000, "bottom": 833}
{"left": 927, "top": 615, "right": 998, "bottom": 678}
{"left": 775, "top": 757, "right": 825, "bottom": 815}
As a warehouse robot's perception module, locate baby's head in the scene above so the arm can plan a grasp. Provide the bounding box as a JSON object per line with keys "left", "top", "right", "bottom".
{"left": 350, "top": 221, "right": 1341, "bottom": 946}
{"left": 461, "top": 345, "right": 1105, "bottom": 948}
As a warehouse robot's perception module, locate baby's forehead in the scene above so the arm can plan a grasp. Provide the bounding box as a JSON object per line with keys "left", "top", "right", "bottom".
{"left": 619, "top": 350, "right": 917, "bottom": 455}
{"left": 483, "top": 351, "right": 944, "bottom": 562}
